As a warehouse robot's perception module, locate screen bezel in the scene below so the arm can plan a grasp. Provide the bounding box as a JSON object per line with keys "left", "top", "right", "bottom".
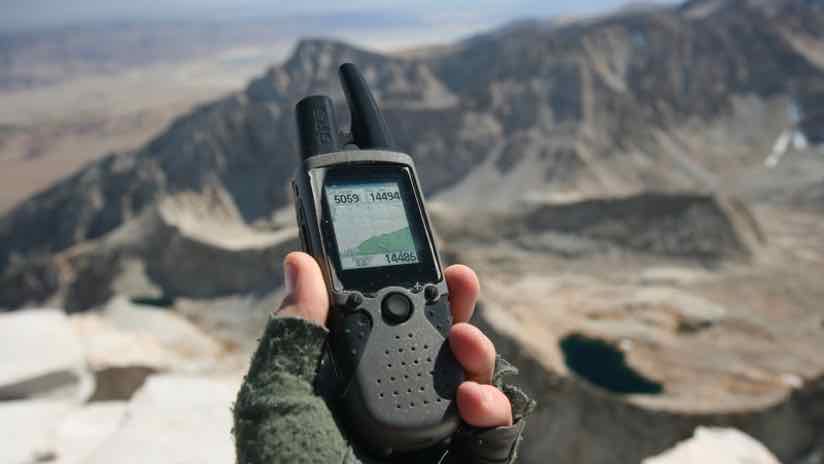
{"left": 319, "top": 164, "right": 439, "bottom": 293}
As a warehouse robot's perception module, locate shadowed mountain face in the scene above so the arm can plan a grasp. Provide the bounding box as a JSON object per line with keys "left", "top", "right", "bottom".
{"left": 1, "top": 0, "right": 823, "bottom": 309}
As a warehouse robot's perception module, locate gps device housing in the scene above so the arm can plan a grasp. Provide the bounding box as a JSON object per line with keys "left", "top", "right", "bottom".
{"left": 291, "top": 64, "right": 464, "bottom": 455}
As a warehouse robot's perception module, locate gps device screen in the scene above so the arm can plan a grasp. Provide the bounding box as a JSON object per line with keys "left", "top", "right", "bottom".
{"left": 326, "top": 180, "right": 421, "bottom": 270}
{"left": 320, "top": 166, "right": 438, "bottom": 292}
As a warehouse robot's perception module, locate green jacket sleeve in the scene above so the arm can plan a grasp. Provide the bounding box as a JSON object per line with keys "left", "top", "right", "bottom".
{"left": 233, "top": 316, "right": 535, "bottom": 464}
{"left": 233, "top": 317, "right": 348, "bottom": 464}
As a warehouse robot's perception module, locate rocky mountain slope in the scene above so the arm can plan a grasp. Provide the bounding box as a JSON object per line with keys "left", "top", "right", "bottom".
{"left": 1, "top": 1, "right": 824, "bottom": 463}
{"left": 2, "top": 0, "right": 823, "bottom": 310}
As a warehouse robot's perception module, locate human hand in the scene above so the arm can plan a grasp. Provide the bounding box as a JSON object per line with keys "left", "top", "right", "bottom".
{"left": 276, "top": 251, "right": 513, "bottom": 428}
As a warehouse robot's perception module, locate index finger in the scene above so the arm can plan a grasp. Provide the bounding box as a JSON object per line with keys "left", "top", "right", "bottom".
{"left": 445, "top": 264, "right": 480, "bottom": 324}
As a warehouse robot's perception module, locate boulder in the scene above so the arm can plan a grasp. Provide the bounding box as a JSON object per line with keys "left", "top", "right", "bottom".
{"left": 643, "top": 427, "right": 781, "bottom": 464}
{"left": 84, "top": 374, "right": 239, "bottom": 464}
{"left": 0, "top": 309, "right": 93, "bottom": 402}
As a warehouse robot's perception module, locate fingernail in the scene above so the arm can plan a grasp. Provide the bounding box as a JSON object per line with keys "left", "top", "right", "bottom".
{"left": 284, "top": 258, "right": 297, "bottom": 294}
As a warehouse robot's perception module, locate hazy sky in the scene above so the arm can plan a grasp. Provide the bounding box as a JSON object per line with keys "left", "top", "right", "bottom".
{"left": 1, "top": 0, "right": 679, "bottom": 31}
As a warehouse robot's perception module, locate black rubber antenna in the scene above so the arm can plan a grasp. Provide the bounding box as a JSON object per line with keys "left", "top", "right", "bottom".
{"left": 295, "top": 95, "right": 341, "bottom": 159}
{"left": 338, "top": 63, "right": 394, "bottom": 150}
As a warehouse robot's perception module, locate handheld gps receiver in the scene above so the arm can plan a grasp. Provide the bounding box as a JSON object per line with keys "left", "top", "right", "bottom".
{"left": 291, "top": 63, "right": 464, "bottom": 455}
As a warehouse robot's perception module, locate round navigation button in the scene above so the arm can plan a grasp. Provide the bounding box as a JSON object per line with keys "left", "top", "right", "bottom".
{"left": 381, "top": 293, "right": 413, "bottom": 324}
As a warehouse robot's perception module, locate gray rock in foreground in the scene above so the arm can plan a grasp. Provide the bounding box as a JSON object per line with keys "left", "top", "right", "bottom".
{"left": 72, "top": 297, "right": 226, "bottom": 362}
{"left": 643, "top": 427, "right": 781, "bottom": 464}
{"left": 71, "top": 297, "right": 230, "bottom": 400}
{"left": 54, "top": 402, "right": 128, "bottom": 464}
{"left": 84, "top": 374, "right": 239, "bottom": 464}
{"left": 0, "top": 400, "right": 73, "bottom": 464}
{"left": 0, "top": 309, "right": 93, "bottom": 402}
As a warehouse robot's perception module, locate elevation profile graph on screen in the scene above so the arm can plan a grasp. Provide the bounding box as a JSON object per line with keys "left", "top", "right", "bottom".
{"left": 326, "top": 180, "right": 420, "bottom": 270}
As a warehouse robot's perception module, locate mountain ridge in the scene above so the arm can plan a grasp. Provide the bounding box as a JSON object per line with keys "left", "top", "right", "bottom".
{"left": 1, "top": 0, "right": 824, "bottom": 310}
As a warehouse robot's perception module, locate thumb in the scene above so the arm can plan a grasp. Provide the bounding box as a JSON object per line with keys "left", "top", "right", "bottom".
{"left": 276, "top": 252, "right": 329, "bottom": 326}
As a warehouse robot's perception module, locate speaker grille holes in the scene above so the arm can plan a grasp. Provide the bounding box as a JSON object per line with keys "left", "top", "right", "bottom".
{"left": 368, "top": 319, "right": 455, "bottom": 417}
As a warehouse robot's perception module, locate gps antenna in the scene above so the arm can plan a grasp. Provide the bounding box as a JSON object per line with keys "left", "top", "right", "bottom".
{"left": 296, "top": 95, "right": 341, "bottom": 159}
{"left": 339, "top": 63, "right": 394, "bottom": 150}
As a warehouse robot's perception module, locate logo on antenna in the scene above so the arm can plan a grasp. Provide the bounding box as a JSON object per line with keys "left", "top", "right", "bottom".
{"left": 313, "top": 107, "right": 333, "bottom": 145}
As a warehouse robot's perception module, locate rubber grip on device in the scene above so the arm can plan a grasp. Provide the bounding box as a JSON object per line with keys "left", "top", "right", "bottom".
{"left": 328, "top": 293, "right": 463, "bottom": 454}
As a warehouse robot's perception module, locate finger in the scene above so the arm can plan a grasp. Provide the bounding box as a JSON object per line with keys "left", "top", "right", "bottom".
{"left": 449, "top": 322, "right": 496, "bottom": 384}
{"left": 456, "top": 381, "right": 513, "bottom": 428}
{"left": 444, "top": 265, "right": 480, "bottom": 324}
{"left": 276, "top": 252, "right": 329, "bottom": 326}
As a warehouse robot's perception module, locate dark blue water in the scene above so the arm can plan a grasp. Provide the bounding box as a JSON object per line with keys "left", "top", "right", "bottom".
{"left": 560, "top": 333, "right": 663, "bottom": 395}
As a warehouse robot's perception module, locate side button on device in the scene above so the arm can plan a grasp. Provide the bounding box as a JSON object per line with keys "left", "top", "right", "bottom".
{"left": 381, "top": 293, "right": 413, "bottom": 324}
{"left": 424, "top": 284, "right": 440, "bottom": 303}
{"left": 346, "top": 292, "right": 364, "bottom": 310}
